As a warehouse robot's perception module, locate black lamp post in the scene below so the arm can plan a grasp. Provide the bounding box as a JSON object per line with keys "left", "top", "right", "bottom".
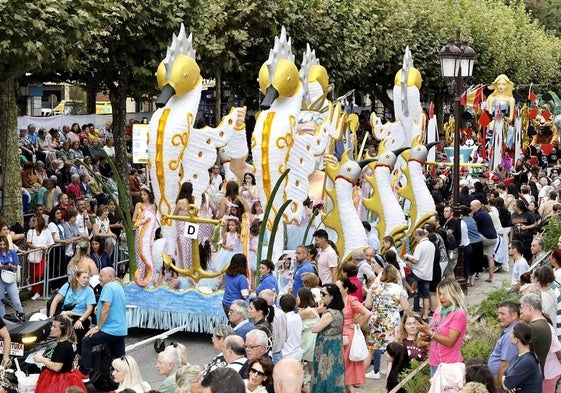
{"left": 439, "top": 28, "right": 476, "bottom": 287}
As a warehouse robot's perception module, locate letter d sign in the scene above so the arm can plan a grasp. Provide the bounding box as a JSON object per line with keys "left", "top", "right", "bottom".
{"left": 183, "top": 223, "right": 199, "bottom": 239}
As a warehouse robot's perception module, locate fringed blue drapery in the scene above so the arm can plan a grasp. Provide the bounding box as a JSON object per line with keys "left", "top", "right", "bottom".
{"left": 123, "top": 283, "right": 227, "bottom": 333}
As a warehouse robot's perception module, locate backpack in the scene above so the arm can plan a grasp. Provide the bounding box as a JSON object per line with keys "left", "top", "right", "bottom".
{"left": 89, "top": 344, "right": 118, "bottom": 391}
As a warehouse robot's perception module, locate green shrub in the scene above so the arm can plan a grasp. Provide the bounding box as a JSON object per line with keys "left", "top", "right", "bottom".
{"left": 461, "top": 318, "right": 500, "bottom": 361}
{"left": 541, "top": 215, "right": 561, "bottom": 250}
{"left": 469, "top": 285, "right": 520, "bottom": 325}
{"left": 402, "top": 359, "right": 431, "bottom": 393}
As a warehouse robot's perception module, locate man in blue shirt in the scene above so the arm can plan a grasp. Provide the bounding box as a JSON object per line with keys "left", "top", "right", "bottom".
{"left": 292, "top": 245, "right": 315, "bottom": 297}
{"left": 487, "top": 301, "right": 520, "bottom": 391}
{"left": 79, "top": 267, "right": 127, "bottom": 381}
{"left": 229, "top": 300, "right": 255, "bottom": 340}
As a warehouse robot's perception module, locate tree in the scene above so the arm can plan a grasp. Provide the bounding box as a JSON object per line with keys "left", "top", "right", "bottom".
{"left": 193, "top": 0, "right": 290, "bottom": 119}
{"left": 0, "top": 0, "right": 109, "bottom": 225}
{"left": 68, "top": 0, "right": 198, "bottom": 206}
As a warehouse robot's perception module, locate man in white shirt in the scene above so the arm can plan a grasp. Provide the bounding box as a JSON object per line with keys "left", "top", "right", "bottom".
{"left": 404, "top": 228, "right": 434, "bottom": 321}
{"left": 75, "top": 198, "right": 92, "bottom": 237}
{"left": 223, "top": 335, "right": 248, "bottom": 377}
{"left": 353, "top": 249, "right": 374, "bottom": 286}
{"left": 509, "top": 240, "right": 529, "bottom": 287}
{"left": 313, "top": 229, "right": 339, "bottom": 284}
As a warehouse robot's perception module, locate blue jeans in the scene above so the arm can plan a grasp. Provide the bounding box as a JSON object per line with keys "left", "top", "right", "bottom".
{"left": 80, "top": 330, "right": 125, "bottom": 373}
{"left": 0, "top": 280, "right": 23, "bottom": 315}
{"left": 373, "top": 349, "right": 383, "bottom": 372}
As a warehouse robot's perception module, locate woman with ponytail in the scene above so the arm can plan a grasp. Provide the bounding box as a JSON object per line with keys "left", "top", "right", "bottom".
{"left": 502, "top": 322, "right": 542, "bottom": 393}
{"left": 248, "top": 298, "right": 275, "bottom": 353}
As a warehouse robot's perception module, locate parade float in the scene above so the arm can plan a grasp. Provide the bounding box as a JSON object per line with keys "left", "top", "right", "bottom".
{"left": 121, "top": 27, "right": 453, "bottom": 332}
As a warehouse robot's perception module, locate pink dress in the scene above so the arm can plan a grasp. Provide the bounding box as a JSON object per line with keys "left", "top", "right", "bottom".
{"left": 342, "top": 295, "right": 367, "bottom": 386}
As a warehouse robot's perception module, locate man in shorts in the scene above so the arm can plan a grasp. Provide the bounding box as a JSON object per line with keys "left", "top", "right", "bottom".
{"left": 404, "top": 229, "right": 435, "bottom": 321}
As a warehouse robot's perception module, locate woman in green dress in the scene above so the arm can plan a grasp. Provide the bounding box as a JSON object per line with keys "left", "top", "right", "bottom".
{"left": 311, "top": 283, "right": 345, "bottom": 393}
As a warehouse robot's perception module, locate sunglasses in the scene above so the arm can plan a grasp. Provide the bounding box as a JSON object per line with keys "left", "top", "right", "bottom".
{"left": 244, "top": 344, "right": 262, "bottom": 350}
{"left": 111, "top": 356, "right": 130, "bottom": 372}
{"left": 249, "top": 367, "right": 266, "bottom": 377}
{"left": 321, "top": 292, "right": 329, "bottom": 296}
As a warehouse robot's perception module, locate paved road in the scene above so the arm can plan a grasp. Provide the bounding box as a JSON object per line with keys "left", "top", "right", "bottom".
{"left": 86, "top": 328, "right": 216, "bottom": 392}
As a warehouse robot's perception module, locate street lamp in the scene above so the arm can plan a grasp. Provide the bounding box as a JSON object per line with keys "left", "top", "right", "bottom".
{"left": 439, "top": 28, "right": 476, "bottom": 287}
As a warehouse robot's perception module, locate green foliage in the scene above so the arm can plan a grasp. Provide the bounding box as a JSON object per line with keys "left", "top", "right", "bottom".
{"left": 542, "top": 215, "right": 561, "bottom": 250}
{"left": 0, "top": 0, "right": 111, "bottom": 79}
{"left": 402, "top": 359, "right": 431, "bottom": 393}
{"left": 470, "top": 285, "right": 520, "bottom": 321}
{"left": 461, "top": 318, "right": 500, "bottom": 361}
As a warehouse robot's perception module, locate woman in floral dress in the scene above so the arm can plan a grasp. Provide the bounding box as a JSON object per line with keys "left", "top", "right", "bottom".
{"left": 364, "top": 265, "right": 409, "bottom": 377}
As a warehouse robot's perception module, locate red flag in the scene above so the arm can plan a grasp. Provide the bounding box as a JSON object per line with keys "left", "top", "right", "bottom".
{"left": 460, "top": 84, "right": 486, "bottom": 110}
{"left": 543, "top": 109, "right": 552, "bottom": 121}
{"left": 479, "top": 110, "right": 491, "bottom": 128}
{"left": 529, "top": 108, "right": 538, "bottom": 119}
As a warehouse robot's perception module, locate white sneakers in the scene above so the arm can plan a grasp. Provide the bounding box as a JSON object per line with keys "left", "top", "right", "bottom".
{"left": 31, "top": 293, "right": 40, "bottom": 300}
{"left": 365, "top": 370, "right": 380, "bottom": 379}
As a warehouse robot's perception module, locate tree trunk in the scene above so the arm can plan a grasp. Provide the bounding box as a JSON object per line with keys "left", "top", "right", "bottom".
{"left": 371, "top": 85, "right": 395, "bottom": 121}
{"left": 0, "top": 78, "right": 23, "bottom": 226}
{"left": 109, "top": 84, "right": 132, "bottom": 209}
{"left": 109, "top": 82, "right": 136, "bottom": 279}
{"left": 86, "top": 88, "right": 96, "bottom": 115}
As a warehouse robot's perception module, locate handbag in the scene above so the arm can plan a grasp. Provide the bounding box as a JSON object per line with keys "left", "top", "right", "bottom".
{"left": 1, "top": 269, "right": 16, "bottom": 284}
{"left": 62, "top": 302, "right": 77, "bottom": 311}
{"left": 349, "top": 324, "right": 369, "bottom": 361}
{"left": 27, "top": 250, "right": 42, "bottom": 264}
{"left": 46, "top": 285, "right": 70, "bottom": 317}
{"left": 354, "top": 312, "right": 370, "bottom": 332}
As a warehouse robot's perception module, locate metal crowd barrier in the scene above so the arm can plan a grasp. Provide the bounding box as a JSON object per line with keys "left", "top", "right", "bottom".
{"left": 16, "top": 237, "right": 130, "bottom": 300}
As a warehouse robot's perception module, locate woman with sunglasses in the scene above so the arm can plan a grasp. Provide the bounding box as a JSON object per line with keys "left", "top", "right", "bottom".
{"left": 34, "top": 313, "right": 88, "bottom": 392}
{"left": 244, "top": 357, "right": 273, "bottom": 393}
{"left": 111, "top": 355, "right": 151, "bottom": 392}
{"left": 311, "top": 283, "right": 345, "bottom": 393}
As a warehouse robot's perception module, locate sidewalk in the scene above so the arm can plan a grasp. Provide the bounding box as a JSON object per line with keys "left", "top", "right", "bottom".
{"left": 359, "top": 267, "right": 509, "bottom": 392}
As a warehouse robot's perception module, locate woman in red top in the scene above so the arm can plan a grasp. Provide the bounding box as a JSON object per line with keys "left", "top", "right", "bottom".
{"left": 336, "top": 277, "right": 371, "bottom": 393}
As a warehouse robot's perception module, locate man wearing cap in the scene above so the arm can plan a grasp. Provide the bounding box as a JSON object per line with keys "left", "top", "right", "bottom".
{"left": 353, "top": 249, "right": 374, "bottom": 286}
{"left": 312, "top": 229, "right": 339, "bottom": 284}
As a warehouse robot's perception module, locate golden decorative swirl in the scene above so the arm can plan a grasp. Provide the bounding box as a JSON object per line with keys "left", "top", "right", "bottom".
{"left": 276, "top": 132, "right": 294, "bottom": 149}
{"left": 262, "top": 112, "right": 275, "bottom": 198}
{"left": 156, "top": 109, "right": 172, "bottom": 225}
